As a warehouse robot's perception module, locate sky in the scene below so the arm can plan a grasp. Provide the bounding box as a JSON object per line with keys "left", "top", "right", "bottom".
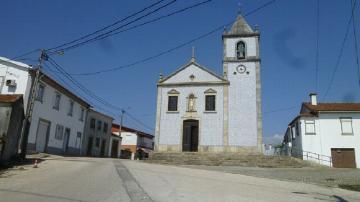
{"left": 1, "top": 0, "right": 359, "bottom": 144}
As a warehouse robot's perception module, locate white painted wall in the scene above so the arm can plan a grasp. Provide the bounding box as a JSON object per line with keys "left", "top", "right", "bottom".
{"left": 120, "top": 132, "right": 138, "bottom": 145}
{"left": 158, "top": 85, "right": 224, "bottom": 146}
{"left": 0, "top": 58, "right": 33, "bottom": 109}
{"left": 227, "top": 61, "right": 257, "bottom": 146}
{"left": 163, "top": 64, "right": 222, "bottom": 84}
{"left": 224, "top": 38, "right": 257, "bottom": 58}
{"left": 28, "top": 82, "right": 87, "bottom": 153}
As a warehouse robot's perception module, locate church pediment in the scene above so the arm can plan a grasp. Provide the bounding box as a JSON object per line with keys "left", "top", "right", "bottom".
{"left": 159, "top": 61, "right": 227, "bottom": 85}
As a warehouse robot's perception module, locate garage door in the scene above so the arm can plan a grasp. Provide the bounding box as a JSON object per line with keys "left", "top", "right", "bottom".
{"left": 331, "top": 148, "right": 356, "bottom": 168}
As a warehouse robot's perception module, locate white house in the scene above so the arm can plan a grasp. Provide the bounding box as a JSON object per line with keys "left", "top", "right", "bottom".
{"left": 112, "top": 124, "right": 154, "bottom": 160}
{"left": 0, "top": 56, "right": 91, "bottom": 155}
{"left": 283, "top": 93, "right": 360, "bottom": 168}
{"left": 82, "top": 109, "right": 122, "bottom": 158}
{"left": 155, "top": 15, "right": 262, "bottom": 153}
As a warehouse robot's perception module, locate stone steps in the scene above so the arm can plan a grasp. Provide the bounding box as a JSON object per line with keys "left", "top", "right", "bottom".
{"left": 147, "top": 152, "right": 313, "bottom": 168}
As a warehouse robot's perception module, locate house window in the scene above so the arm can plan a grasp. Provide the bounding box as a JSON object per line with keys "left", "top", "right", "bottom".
{"left": 95, "top": 137, "right": 100, "bottom": 147}
{"left": 295, "top": 122, "right": 300, "bottom": 136}
{"left": 168, "top": 96, "right": 178, "bottom": 111}
{"left": 79, "top": 108, "right": 85, "bottom": 121}
{"left": 236, "top": 41, "right": 246, "bottom": 59}
{"left": 187, "top": 94, "right": 196, "bottom": 112}
{"left": 103, "top": 122, "right": 108, "bottom": 133}
{"left": 53, "top": 92, "right": 61, "bottom": 110}
{"left": 90, "top": 118, "right": 96, "bottom": 129}
{"left": 68, "top": 100, "right": 74, "bottom": 116}
{"left": 205, "top": 95, "right": 216, "bottom": 111}
{"left": 97, "top": 120, "right": 102, "bottom": 131}
{"left": 55, "top": 124, "right": 64, "bottom": 140}
{"left": 36, "top": 84, "right": 45, "bottom": 102}
{"left": 305, "top": 120, "right": 315, "bottom": 134}
{"left": 340, "top": 118, "right": 353, "bottom": 135}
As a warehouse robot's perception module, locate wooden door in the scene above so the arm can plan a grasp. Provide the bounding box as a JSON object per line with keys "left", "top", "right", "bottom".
{"left": 100, "top": 139, "right": 106, "bottom": 157}
{"left": 36, "top": 119, "right": 50, "bottom": 152}
{"left": 331, "top": 148, "right": 356, "bottom": 168}
{"left": 182, "top": 120, "right": 199, "bottom": 152}
{"left": 86, "top": 137, "right": 93, "bottom": 156}
{"left": 63, "top": 128, "right": 70, "bottom": 154}
{"left": 111, "top": 139, "right": 119, "bottom": 158}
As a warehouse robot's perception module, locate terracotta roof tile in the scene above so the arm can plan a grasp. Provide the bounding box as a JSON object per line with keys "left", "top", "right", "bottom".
{"left": 0, "top": 94, "right": 23, "bottom": 103}
{"left": 303, "top": 102, "right": 360, "bottom": 112}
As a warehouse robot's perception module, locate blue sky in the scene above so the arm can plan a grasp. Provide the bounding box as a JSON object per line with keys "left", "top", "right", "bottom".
{"left": 1, "top": 0, "right": 359, "bottom": 144}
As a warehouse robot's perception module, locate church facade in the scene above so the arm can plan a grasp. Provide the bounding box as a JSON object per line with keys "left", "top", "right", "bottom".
{"left": 154, "top": 15, "right": 262, "bottom": 153}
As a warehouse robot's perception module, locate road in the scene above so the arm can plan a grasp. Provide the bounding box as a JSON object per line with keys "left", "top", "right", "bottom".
{"left": 0, "top": 156, "right": 359, "bottom": 202}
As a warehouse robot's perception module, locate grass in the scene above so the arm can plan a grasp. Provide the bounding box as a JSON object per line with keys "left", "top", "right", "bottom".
{"left": 338, "top": 184, "right": 360, "bottom": 192}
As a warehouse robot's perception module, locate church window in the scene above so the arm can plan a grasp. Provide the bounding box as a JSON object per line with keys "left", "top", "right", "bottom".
{"left": 205, "top": 95, "right": 216, "bottom": 111}
{"left": 187, "top": 94, "right": 196, "bottom": 112}
{"left": 168, "top": 96, "right": 178, "bottom": 111}
{"left": 236, "top": 41, "right": 246, "bottom": 59}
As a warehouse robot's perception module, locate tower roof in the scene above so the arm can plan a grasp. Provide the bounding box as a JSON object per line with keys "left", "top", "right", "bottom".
{"left": 228, "top": 15, "right": 254, "bottom": 35}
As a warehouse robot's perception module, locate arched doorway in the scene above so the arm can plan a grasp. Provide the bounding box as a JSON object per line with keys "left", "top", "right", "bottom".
{"left": 182, "top": 120, "right": 199, "bottom": 152}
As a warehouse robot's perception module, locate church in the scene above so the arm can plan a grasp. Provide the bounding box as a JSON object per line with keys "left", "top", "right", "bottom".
{"left": 154, "top": 15, "right": 262, "bottom": 153}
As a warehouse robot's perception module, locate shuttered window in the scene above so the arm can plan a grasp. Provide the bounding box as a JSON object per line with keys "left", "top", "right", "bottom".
{"left": 168, "top": 96, "right": 178, "bottom": 111}
{"left": 205, "top": 95, "right": 216, "bottom": 111}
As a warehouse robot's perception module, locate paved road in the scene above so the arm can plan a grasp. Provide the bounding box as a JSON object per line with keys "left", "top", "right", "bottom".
{"left": 1, "top": 157, "right": 360, "bottom": 202}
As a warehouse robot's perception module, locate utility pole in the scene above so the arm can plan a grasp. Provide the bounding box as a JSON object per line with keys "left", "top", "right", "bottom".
{"left": 119, "top": 109, "right": 125, "bottom": 137}
{"left": 20, "top": 49, "right": 47, "bottom": 159}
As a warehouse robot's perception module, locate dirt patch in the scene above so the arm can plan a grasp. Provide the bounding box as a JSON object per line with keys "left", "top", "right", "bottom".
{"left": 339, "top": 184, "right": 360, "bottom": 192}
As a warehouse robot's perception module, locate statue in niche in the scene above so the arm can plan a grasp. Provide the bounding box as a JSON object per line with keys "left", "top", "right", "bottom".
{"left": 188, "top": 94, "right": 196, "bottom": 112}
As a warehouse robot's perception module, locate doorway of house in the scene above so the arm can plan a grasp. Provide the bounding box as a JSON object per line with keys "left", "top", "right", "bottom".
{"left": 63, "top": 128, "right": 70, "bottom": 154}
{"left": 100, "top": 139, "right": 106, "bottom": 157}
{"left": 111, "top": 139, "right": 119, "bottom": 158}
{"left": 86, "top": 137, "right": 93, "bottom": 156}
{"left": 35, "top": 119, "right": 50, "bottom": 152}
{"left": 182, "top": 120, "right": 199, "bottom": 152}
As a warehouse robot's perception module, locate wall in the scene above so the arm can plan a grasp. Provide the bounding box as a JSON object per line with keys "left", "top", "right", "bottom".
{"left": 120, "top": 131, "right": 138, "bottom": 146}
{"left": 27, "top": 82, "right": 87, "bottom": 155}
{"left": 82, "top": 110, "right": 113, "bottom": 157}
{"left": 0, "top": 60, "right": 32, "bottom": 109}
{"left": 224, "top": 36, "right": 259, "bottom": 147}
{"left": 158, "top": 84, "right": 224, "bottom": 148}
{"left": 298, "top": 113, "right": 360, "bottom": 168}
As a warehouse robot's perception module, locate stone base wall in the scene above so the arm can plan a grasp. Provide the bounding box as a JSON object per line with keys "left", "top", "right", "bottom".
{"left": 156, "top": 144, "right": 260, "bottom": 154}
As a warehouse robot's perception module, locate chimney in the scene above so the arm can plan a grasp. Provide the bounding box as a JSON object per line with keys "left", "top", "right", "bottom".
{"left": 309, "top": 93, "right": 317, "bottom": 105}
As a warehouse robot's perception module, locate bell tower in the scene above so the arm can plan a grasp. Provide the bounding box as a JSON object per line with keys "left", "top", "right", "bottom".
{"left": 222, "top": 15, "right": 262, "bottom": 151}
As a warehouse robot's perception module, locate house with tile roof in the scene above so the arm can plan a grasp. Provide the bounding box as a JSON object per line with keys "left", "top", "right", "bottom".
{"left": 283, "top": 93, "right": 360, "bottom": 168}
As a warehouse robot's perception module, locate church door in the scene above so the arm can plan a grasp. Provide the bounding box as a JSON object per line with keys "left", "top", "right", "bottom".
{"left": 182, "top": 120, "right": 199, "bottom": 152}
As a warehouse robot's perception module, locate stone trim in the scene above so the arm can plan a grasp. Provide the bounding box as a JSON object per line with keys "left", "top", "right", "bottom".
{"left": 223, "top": 57, "right": 261, "bottom": 63}
{"left": 159, "top": 60, "right": 227, "bottom": 84}
{"left": 167, "top": 89, "right": 180, "bottom": 94}
{"left": 255, "top": 35, "right": 263, "bottom": 152}
{"left": 204, "top": 88, "right": 217, "bottom": 94}
{"left": 222, "top": 32, "right": 260, "bottom": 38}
{"left": 223, "top": 84, "right": 229, "bottom": 146}
{"left": 158, "top": 81, "right": 229, "bottom": 87}
{"left": 154, "top": 87, "right": 162, "bottom": 151}
{"left": 156, "top": 145, "right": 260, "bottom": 153}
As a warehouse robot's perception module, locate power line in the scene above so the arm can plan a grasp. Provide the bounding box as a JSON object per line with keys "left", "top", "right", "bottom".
{"left": 352, "top": 0, "right": 360, "bottom": 86}
{"left": 263, "top": 105, "right": 299, "bottom": 114}
{"left": 47, "top": 0, "right": 166, "bottom": 51}
{"left": 62, "top": 0, "right": 276, "bottom": 76}
{"left": 125, "top": 112, "right": 155, "bottom": 131}
{"left": 64, "top": 0, "right": 213, "bottom": 51}
{"left": 46, "top": 56, "right": 124, "bottom": 112}
{"left": 50, "top": 0, "right": 178, "bottom": 53}
{"left": 322, "top": 0, "right": 357, "bottom": 100}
